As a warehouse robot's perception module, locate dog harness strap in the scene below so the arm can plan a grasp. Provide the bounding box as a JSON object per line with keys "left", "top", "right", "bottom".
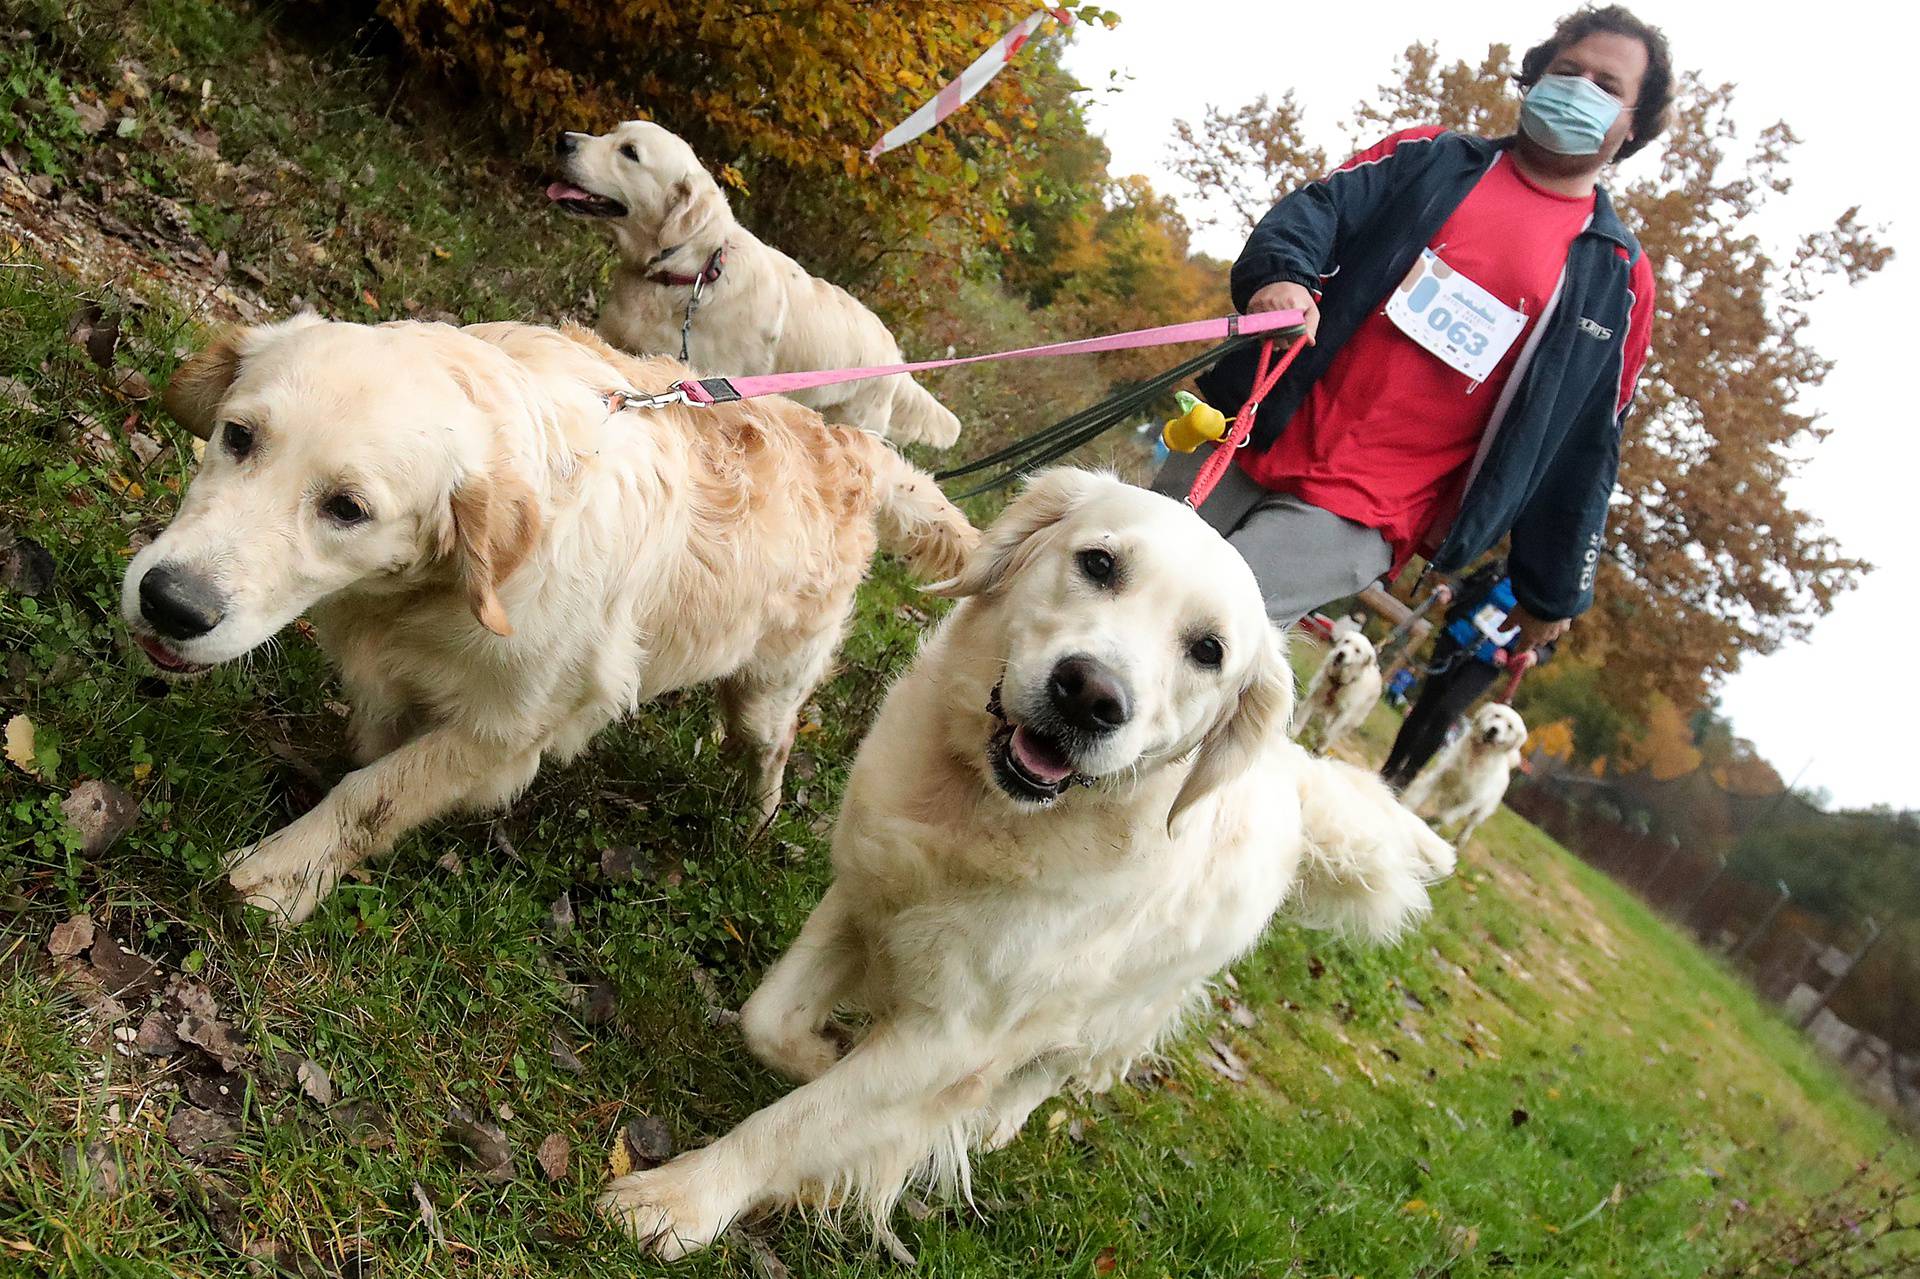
{"left": 1185, "top": 333, "right": 1310, "bottom": 510}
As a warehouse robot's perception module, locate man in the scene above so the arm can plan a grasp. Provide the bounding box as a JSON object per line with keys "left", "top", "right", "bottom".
{"left": 1379, "top": 560, "right": 1550, "bottom": 790}
{"left": 1157, "top": 5, "right": 1669, "bottom": 655}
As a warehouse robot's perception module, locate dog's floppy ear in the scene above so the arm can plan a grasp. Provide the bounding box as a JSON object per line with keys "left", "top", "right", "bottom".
{"left": 164, "top": 329, "right": 246, "bottom": 439}
{"left": 659, "top": 175, "right": 727, "bottom": 247}
{"left": 928, "top": 467, "right": 1104, "bottom": 599}
{"left": 448, "top": 465, "right": 542, "bottom": 637}
{"left": 1169, "top": 628, "right": 1293, "bottom": 831}
{"left": 164, "top": 313, "right": 328, "bottom": 439}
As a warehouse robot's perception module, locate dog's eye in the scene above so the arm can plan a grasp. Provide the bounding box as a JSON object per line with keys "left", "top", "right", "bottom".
{"left": 619, "top": 142, "right": 638, "bottom": 161}
{"left": 321, "top": 493, "right": 371, "bottom": 526}
{"left": 1188, "top": 635, "right": 1225, "bottom": 669}
{"left": 1076, "top": 547, "right": 1116, "bottom": 586}
{"left": 221, "top": 422, "right": 254, "bottom": 460}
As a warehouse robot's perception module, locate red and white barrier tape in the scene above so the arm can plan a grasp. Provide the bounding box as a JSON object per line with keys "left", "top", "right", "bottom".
{"left": 866, "top": 8, "right": 1073, "bottom": 161}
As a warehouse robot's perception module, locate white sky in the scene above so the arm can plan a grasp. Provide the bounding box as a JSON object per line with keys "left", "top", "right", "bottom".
{"left": 1063, "top": 0, "right": 1913, "bottom": 811}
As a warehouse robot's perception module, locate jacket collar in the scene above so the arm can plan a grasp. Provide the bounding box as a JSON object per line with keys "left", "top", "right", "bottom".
{"left": 1460, "top": 133, "right": 1639, "bottom": 257}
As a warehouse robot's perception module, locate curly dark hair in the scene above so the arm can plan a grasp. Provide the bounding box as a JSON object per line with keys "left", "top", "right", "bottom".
{"left": 1517, "top": 5, "right": 1674, "bottom": 161}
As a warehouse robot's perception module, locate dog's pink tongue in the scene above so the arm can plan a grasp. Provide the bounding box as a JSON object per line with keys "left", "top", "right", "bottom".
{"left": 545, "top": 181, "right": 592, "bottom": 202}
{"left": 1010, "top": 726, "right": 1073, "bottom": 784}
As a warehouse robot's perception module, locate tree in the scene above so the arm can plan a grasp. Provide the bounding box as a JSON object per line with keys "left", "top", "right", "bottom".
{"left": 376, "top": 2, "right": 1121, "bottom": 283}
{"left": 1167, "top": 44, "right": 1887, "bottom": 719}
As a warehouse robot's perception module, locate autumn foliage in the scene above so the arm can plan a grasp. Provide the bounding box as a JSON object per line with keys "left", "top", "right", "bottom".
{"left": 375, "top": 1, "right": 1118, "bottom": 278}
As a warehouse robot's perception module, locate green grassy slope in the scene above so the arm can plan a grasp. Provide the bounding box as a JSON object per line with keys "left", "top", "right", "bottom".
{"left": 2, "top": 3, "right": 1914, "bottom": 1275}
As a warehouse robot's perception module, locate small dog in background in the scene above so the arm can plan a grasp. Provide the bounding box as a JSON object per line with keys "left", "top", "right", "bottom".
{"left": 547, "top": 119, "right": 962, "bottom": 447}
{"left": 598, "top": 471, "right": 1454, "bottom": 1260}
{"left": 1291, "top": 630, "right": 1382, "bottom": 753}
{"left": 1401, "top": 701, "right": 1528, "bottom": 848}
{"left": 123, "top": 316, "right": 973, "bottom": 925}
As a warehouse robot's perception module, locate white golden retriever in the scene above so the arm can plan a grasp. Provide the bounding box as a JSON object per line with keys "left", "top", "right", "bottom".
{"left": 547, "top": 120, "right": 962, "bottom": 448}
{"left": 122, "top": 316, "right": 974, "bottom": 925}
{"left": 599, "top": 470, "right": 1454, "bottom": 1259}
{"left": 1401, "top": 702, "right": 1529, "bottom": 848}
{"left": 1291, "top": 630, "right": 1382, "bottom": 753}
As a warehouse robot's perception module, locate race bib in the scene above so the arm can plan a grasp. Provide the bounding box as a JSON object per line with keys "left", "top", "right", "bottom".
{"left": 1385, "top": 249, "right": 1529, "bottom": 383}
{"left": 1471, "top": 602, "right": 1520, "bottom": 646}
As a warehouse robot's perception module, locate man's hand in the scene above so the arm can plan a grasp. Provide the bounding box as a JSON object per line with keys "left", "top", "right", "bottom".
{"left": 1247, "top": 281, "right": 1320, "bottom": 344}
{"left": 1508, "top": 604, "right": 1570, "bottom": 653}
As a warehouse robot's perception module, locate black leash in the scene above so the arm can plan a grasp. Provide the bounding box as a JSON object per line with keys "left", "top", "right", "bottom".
{"left": 934, "top": 333, "right": 1263, "bottom": 499}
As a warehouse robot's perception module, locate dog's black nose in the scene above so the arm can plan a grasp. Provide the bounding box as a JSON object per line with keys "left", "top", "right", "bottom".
{"left": 556, "top": 133, "right": 579, "bottom": 156}
{"left": 1048, "top": 655, "right": 1131, "bottom": 735}
{"left": 139, "top": 564, "right": 225, "bottom": 641}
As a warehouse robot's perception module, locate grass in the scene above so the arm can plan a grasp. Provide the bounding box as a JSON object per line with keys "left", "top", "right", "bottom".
{"left": 2, "top": 1, "right": 1917, "bottom": 1275}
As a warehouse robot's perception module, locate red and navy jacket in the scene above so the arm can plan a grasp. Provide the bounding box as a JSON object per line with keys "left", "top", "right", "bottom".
{"left": 1196, "top": 129, "right": 1654, "bottom": 622}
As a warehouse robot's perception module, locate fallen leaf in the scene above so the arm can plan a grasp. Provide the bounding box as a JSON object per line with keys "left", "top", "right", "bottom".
{"left": 59, "top": 1141, "right": 121, "bottom": 1200}
{"left": 47, "top": 914, "right": 95, "bottom": 959}
{"left": 89, "top": 933, "right": 162, "bottom": 1003}
{"left": 616, "top": 1115, "right": 673, "bottom": 1174}
{"left": 1511, "top": 1107, "right": 1530, "bottom": 1128}
{"left": 598, "top": 845, "right": 637, "bottom": 883}
{"left": 536, "top": 1132, "right": 570, "bottom": 1181}
{"left": 60, "top": 780, "right": 139, "bottom": 855}
{"left": 297, "top": 1059, "right": 334, "bottom": 1107}
{"left": 184, "top": 1074, "right": 245, "bottom": 1117}
{"left": 549, "top": 1029, "right": 584, "bottom": 1075}
{"left": 1404, "top": 1198, "right": 1429, "bottom": 1213}
{"left": 743, "top": 1234, "right": 792, "bottom": 1279}
{"left": 436, "top": 850, "right": 462, "bottom": 875}
{"left": 1094, "top": 1246, "right": 1118, "bottom": 1273}
{"left": 1203, "top": 1036, "right": 1249, "bottom": 1083}
{"left": 446, "top": 1104, "right": 513, "bottom": 1182}
{"left": 2, "top": 534, "right": 55, "bottom": 596}
{"left": 548, "top": 892, "right": 574, "bottom": 940}
{"left": 135, "top": 1011, "right": 181, "bottom": 1056}
{"left": 168, "top": 1105, "right": 238, "bottom": 1157}
{"left": 4, "top": 715, "right": 39, "bottom": 776}
{"left": 175, "top": 1010, "right": 249, "bottom": 1072}
{"left": 579, "top": 976, "right": 619, "bottom": 1026}
{"left": 411, "top": 1182, "right": 444, "bottom": 1247}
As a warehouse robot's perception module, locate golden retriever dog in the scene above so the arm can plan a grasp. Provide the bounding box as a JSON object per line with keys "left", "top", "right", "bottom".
{"left": 1291, "top": 629, "right": 1382, "bottom": 753}
{"left": 1401, "top": 702, "right": 1528, "bottom": 848}
{"left": 548, "top": 120, "right": 962, "bottom": 448}
{"left": 121, "top": 316, "right": 974, "bottom": 925}
{"left": 599, "top": 470, "right": 1454, "bottom": 1259}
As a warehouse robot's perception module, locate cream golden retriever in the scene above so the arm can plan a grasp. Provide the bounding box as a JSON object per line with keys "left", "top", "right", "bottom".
{"left": 599, "top": 470, "right": 1454, "bottom": 1259}
{"left": 121, "top": 315, "right": 974, "bottom": 925}
{"left": 548, "top": 120, "right": 961, "bottom": 447}
{"left": 1291, "top": 630, "right": 1382, "bottom": 753}
{"left": 1401, "top": 702, "right": 1528, "bottom": 848}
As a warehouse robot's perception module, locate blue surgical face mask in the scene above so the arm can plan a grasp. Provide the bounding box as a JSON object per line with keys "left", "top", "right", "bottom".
{"left": 1519, "top": 74, "right": 1625, "bottom": 157}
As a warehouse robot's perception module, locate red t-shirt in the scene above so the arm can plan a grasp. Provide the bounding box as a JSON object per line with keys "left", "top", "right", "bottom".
{"left": 1239, "top": 127, "right": 1656, "bottom": 564}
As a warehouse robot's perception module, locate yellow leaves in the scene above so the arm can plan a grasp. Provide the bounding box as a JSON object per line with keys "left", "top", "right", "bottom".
{"left": 5, "top": 715, "right": 40, "bottom": 777}
{"left": 715, "top": 163, "right": 749, "bottom": 193}
{"left": 896, "top": 69, "right": 925, "bottom": 90}
{"left": 132, "top": 761, "right": 152, "bottom": 782}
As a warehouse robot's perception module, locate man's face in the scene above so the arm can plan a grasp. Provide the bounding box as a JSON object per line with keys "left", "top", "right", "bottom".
{"left": 1539, "top": 31, "right": 1650, "bottom": 165}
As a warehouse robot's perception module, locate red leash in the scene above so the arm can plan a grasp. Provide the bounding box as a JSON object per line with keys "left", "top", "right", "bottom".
{"left": 1185, "top": 333, "right": 1310, "bottom": 509}
{"left": 1493, "top": 648, "right": 1538, "bottom": 703}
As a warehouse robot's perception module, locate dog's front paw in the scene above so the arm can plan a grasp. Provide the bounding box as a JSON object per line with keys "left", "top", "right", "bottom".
{"left": 227, "top": 834, "right": 342, "bottom": 927}
{"left": 599, "top": 1155, "right": 743, "bottom": 1261}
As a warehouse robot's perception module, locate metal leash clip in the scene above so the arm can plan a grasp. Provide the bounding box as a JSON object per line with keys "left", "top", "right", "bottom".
{"left": 604, "top": 385, "right": 694, "bottom": 414}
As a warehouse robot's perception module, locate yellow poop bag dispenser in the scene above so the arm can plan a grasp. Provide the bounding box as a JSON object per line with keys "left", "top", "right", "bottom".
{"left": 1161, "top": 391, "right": 1228, "bottom": 453}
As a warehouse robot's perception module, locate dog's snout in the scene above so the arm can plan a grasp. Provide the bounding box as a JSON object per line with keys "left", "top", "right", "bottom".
{"left": 1047, "top": 655, "right": 1131, "bottom": 735}
{"left": 138, "top": 564, "right": 226, "bottom": 641}
{"left": 556, "top": 133, "right": 582, "bottom": 156}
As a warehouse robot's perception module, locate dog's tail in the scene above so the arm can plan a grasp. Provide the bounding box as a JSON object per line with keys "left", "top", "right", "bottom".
{"left": 1288, "top": 754, "right": 1456, "bottom": 943}
{"left": 867, "top": 444, "right": 978, "bottom": 583}
{"left": 886, "top": 375, "right": 963, "bottom": 449}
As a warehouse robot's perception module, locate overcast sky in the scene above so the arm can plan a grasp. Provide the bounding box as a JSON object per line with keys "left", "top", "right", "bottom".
{"left": 1062, "top": 0, "right": 1913, "bottom": 811}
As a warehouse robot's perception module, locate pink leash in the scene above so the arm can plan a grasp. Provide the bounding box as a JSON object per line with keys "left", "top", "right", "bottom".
{"left": 623, "top": 309, "right": 1307, "bottom": 409}
{"left": 1184, "top": 332, "right": 1310, "bottom": 509}
{"left": 1493, "top": 648, "right": 1538, "bottom": 703}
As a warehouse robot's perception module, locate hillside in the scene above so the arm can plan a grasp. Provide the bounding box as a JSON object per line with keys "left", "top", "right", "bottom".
{"left": 2, "top": 2, "right": 1915, "bottom": 1276}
